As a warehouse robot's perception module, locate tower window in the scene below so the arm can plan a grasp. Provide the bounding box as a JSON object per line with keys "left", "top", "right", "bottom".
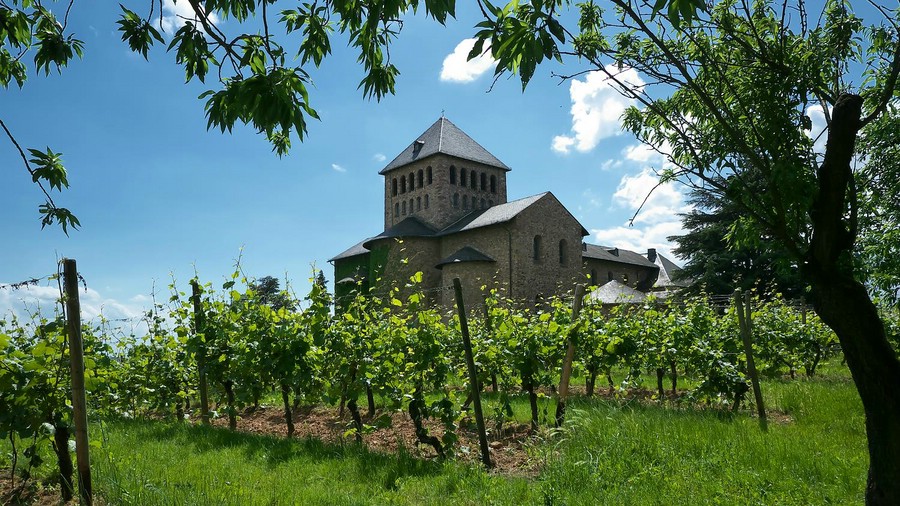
{"left": 481, "top": 172, "right": 487, "bottom": 191}
{"left": 401, "top": 176, "right": 406, "bottom": 193}
{"left": 480, "top": 198, "right": 486, "bottom": 209}
{"left": 417, "top": 169, "right": 424, "bottom": 188}
{"left": 533, "top": 235, "right": 542, "bottom": 263}
{"left": 450, "top": 166, "right": 457, "bottom": 184}
{"left": 461, "top": 169, "right": 467, "bottom": 187}
{"left": 424, "top": 194, "right": 430, "bottom": 209}
{"left": 490, "top": 175, "right": 497, "bottom": 193}
{"left": 402, "top": 201, "right": 406, "bottom": 215}
{"left": 417, "top": 196, "right": 421, "bottom": 211}
{"left": 453, "top": 193, "right": 460, "bottom": 208}
{"left": 470, "top": 170, "right": 477, "bottom": 189}
{"left": 409, "top": 172, "right": 415, "bottom": 191}
{"left": 463, "top": 195, "right": 469, "bottom": 209}
{"left": 395, "top": 202, "right": 400, "bottom": 216}
{"left": 559, "top": 239, "right": 568, "bottom": 265}
{"left": 409, "top": 198, "right": 414, "bottom": 213}
{"left": 392, "top": 178, "right": 398, "bottom": 196}
{"left": 427, "top": 166, "right": 433, "bottom": 185}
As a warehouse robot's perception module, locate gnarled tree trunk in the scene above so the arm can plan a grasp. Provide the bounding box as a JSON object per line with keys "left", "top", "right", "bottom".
{"left": 808, "top": 93, "right": 900, "bottom": 506}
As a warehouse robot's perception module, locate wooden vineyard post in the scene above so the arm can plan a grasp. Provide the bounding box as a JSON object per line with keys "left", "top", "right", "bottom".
{"left": 453, "top": 278, "right": 492, "bottom": 469}
{"left": 555, "top": 284, "right": 585, "bottom": 427}
{"left": 735, "top": 289, "right": 767, "bottom": 432}
{"left": 191, "top": 281, "right": 211, "bottom": 425}
{"left": 63, "top": 259, "right": 92, "bottom": 506}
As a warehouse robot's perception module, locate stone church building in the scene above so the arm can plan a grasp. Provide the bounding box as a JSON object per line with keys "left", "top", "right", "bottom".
{"left": 329, "top": 117, "right": 679, "bottom": 310}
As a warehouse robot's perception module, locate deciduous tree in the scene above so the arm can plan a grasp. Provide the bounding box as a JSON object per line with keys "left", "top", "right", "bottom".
{"left": 473, "top": 0, "right": 900, "bottom": 503}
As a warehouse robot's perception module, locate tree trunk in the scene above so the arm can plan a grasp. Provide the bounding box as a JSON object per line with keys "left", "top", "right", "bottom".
{"left": 606, "top": 369, "right": 615, "bottom": 394}
{"left": 586, "top": 370, "right": 596, "bottom": 397}
{"left": 670, "top": 360, "right": 678, "bottom": 395}
{"left": 53, "top": 424, "right": 74, "bottom": 503}
{"left": 408, "top": 391, "right": 444, "bottom": 458}
{"left": 223, "top": 380, "right": 237, "bottom": 431}
{"left": 807, "top": 93, "right": 900, "bottom": 506}
{"left": 524, "top": 375, "right": 539, "bottom": 432}
{"left": 491, "top": 373, "right": 499, "bottom": 393}
{"left": 656, "top": 367, "right": 665, "bottom": 400}
{"left": 281, "top": 384, "right": 294, "bottom": 438}
{"left": 366, "top": 383, "right": 376, "bottom": 418}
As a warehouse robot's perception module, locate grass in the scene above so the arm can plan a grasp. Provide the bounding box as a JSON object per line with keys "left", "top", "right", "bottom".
{"left": 2, "top": 362, "right": 867, "bottom": 505}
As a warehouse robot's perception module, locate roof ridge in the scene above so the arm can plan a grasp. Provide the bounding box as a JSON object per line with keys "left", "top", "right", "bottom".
{"left": 438, "top": 117, "right": 444, "bottom": 153}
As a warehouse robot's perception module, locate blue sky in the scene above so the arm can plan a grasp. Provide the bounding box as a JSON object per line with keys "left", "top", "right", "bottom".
{"left": 1, "top": 1, "right": 703, "bottom": 327}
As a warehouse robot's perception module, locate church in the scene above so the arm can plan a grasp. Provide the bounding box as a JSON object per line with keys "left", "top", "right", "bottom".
{"left": 329, "top": 117, "right": 682, "bottom": 310}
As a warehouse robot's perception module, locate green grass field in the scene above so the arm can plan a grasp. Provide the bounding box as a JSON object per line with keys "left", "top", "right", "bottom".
{"left": 3, "top": 364, "right": 867, "bottom": 505}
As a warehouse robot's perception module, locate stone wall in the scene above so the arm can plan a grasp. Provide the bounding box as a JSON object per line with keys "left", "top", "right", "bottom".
{"left": 582, "top": 257, "right": 658, "bottom": 290}
{"left": 508, "top": 194, "right": 585, "bottom": 305}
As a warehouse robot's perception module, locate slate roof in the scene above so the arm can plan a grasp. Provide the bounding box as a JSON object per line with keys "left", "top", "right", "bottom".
{"left": 436, "top": 246, "right": 496, "bottom": 269}
{"left": 588, "top": 280, "right": 647, "bottom": 304}
{"left": 582, "top": 243, "right": 658, "bottom": 268}
{"left": 380, "top": 117, "right": 511, "bottom": 174}
{"left": 650, "top": 252, "right": 689, "bottom": 288}
{"left": 329, "top": 239, "right": 369, "bottom": 262}
{"left": 362, "top": 216, "right": 438, "bottom": 249}
{"left": 439, "top": 193, "right": 547, "bottom": 235}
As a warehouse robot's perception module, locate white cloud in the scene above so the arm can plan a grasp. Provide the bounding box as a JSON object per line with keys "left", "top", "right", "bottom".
{"left": 440, "top": 39, "right": 495, "bottom": 83}
{"left": 591, "top": 220, "right": 686, "bottom": 258}
{"left": 160, "top": 0, "right": 219, "bottom": 34}
{"left": 0, "top": 283, "right": 149, "bottom": 335}
{"left": 588, "top": 167, "right": 691, "bottom": 258}
{"left": 610, "top": 169, "right": 689, "bottom": 225}
{"left": 552, "top": 66, "right": 645, "bottom": 154}
{"left": 373, "top": 153, "right": 386, "bottom": 163}
{"left": 331, "top": 163, "right": 346, "bottom": 173}
{"left": 806, "top": 104, "right": 828, "bottom": 156}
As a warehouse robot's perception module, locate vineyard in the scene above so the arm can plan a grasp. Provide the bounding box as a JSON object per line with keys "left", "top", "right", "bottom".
{"left": 0, "top": 266, "right": 861, "bottom": 504}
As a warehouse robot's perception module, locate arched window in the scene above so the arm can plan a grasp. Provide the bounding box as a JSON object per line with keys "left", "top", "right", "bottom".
{"left": 417, "top": 169, "right": 424, "bottom": 188}
{"left": 453, "top": 193, "right": 460, "bottom": 208}
{"left": 533, "top": 235, "right": 542, "bottom": 262}
{"left": 426, "top": 166, "right": 433, "bottom": 185}
{"left": 409, "top": 172, "right": 415, "bottom": 190}
{"left": 480, "top": 198, "right": 486, "bottom": 209}
{"left": 470, "top": 170, "right": 477, "bottom": 189}
{"left": 402, "top": 201, "right": 406, "bottom": 215}
{"left": 424, "top": 194, "right": 430, "bottom": 209}
{"left": 461, "top": 169, "right": 467, "bottom": 186}
{"left": 392, "top": 178, "right": 398, "bottom": 196}
{"left": 400, "top": 176, "right": 406, "bottom": 193}
{"left": 490, "top": 175, "right": 497, "bottom": 193}
{"left": 559, "top": 239, "right": 568, "bottom": 265}
{"left": 416, "top": 196, "right": 421, "bottom": 211}
{"left": 395, "top": 202, "right": 400, "bottom": 216}
{"left": 480, "top": 172, "right": 487, "bottom": 191}
{"left": 450, "top": 166, "right": 457, "bottom": 184}
{"left": 463, "top": 195, "right": 469, "bottom": 209}
{"left": 409, "top": 198, "right": 414, "bottom": 213}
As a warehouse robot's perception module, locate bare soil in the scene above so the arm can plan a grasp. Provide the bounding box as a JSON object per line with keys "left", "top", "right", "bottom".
{"left": 208, "top": 405, "right": 539, "bottom": 475}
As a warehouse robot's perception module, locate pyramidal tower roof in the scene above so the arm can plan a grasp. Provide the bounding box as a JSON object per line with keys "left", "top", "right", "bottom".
{"left": 379, "top": 117, "right": 511, "bottom": 174}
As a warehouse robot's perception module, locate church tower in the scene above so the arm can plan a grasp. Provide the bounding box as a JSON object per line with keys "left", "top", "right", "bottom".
{"left": 380, "top": 117, "right": 510, "bottom": 230}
